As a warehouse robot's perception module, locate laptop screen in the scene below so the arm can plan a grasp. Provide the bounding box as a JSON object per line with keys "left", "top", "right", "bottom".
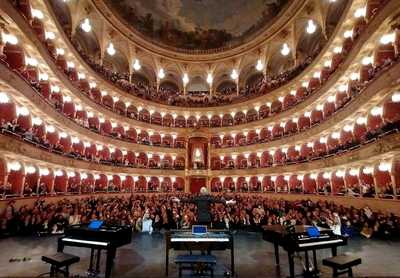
{"left": 88, "top": 220, "right": 104, "bottom": 230}
{"left": 192, "top": 225, "right": 207, "bottom": 235}
{"left": 307, "top": 226, "right": 320, "bottom": 237}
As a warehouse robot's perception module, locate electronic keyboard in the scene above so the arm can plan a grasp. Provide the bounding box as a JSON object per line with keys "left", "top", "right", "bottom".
{"left": 262, "top": 225, "right": 347, "bottom": 278}
{"left": 165, "top": 230, "right": 234, "bottom": 276}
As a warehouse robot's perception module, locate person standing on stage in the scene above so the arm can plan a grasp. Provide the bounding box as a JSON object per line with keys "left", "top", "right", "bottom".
{"left": 173, "top": 187, "right": 236, "bottom": 227}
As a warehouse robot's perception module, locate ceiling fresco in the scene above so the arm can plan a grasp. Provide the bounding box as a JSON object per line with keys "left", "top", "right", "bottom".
{"left": 105, "top": 0, "right": 289, "bottom": 51}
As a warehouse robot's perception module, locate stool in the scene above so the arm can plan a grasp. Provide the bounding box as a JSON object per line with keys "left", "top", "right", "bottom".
{"left": 175, "top": 254, "right": 216, "bottom": 277}
{"left": 322, "top": 255, "right": 361, "bottom": 277}
{"left": 42, "top": 252, "right": 80, "bottom": 277}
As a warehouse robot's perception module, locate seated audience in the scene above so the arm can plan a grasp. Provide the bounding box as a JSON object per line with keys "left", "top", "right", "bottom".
{"left": 0, "top": 194, "right": 399, "bottom": 240}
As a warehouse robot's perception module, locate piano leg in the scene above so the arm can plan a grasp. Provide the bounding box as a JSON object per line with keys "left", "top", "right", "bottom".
{"left": 331, "top": 247, "right": 337, "bottom": 257}
{"left": 110, "top": 248, "right": 117, "bottom": 260}
{"left": 274, "top": 243, "right": 280, "bottom": 266}
{"left": 89, "top": 248, "right": 95, "bottom": 273}
{"left": 304, "top": 251, "right": 310, "bottom": 274}
{"left": 312, "top": 249, "right": 318, "bottom": 274}
{"left": 231, "top": 239, "right": 235, "bottom": 275}
{"left": 288, "top": 251, "right": 295, "bottom": 278}
{"left": 165, "top": 248, "right": 169, "bottom": 276}
{"left": 95, "top": 249, "right": 101, "bottom": 273}
{"left": 57, "top": 238, "right": 64, "bottom": 252}
{"left": 105, "top": 249, "right": 114, "bottom": 278}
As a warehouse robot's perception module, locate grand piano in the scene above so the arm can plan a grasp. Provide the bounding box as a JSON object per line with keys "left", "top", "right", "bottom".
{"left": 58, "top": 223, "right": 132, "bottom": 278}
{"left": 262, "top": 225, "right": 347, "bottom": 277}
{"left": 165, "top": 230, "right": 234, "bottom": 276}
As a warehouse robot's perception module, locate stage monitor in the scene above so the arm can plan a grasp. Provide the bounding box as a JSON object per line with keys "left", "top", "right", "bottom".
{"left": 192, "top": 225, "right": 207, "bottom": 235}
{"left": 88, "top": 220, "right": 104, "bottom": 230}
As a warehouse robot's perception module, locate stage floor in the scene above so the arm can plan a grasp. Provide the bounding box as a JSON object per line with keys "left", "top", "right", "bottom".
{"left": 0, "top": 231, "right": 399, "bottom": 277}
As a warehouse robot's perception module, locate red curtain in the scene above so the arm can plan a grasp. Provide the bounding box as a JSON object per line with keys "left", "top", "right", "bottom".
{"left": 190, "top": 177, "right": 205, "bottom": 193}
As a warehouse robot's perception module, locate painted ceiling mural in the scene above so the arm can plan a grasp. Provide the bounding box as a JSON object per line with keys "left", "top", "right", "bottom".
{"left": 105, "top": 0, "right": 289, "bottom": 51}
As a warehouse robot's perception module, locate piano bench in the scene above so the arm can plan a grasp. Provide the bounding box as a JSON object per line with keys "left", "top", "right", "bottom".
{"left": 175, "top": 255, "right": 216, "bottom": 277}
{"left": 323, "top": 255, "right": 361, "bottom": 277}
{"left": 42, "top": 252, "right": 80, "bottom": 277}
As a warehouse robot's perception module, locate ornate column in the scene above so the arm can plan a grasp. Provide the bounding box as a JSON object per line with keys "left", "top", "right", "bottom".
{"left": 185, "top": 176, "right": 189, "bottom": 193}
{"left": 389, "top": 158, "right": 397, "bottom": 196}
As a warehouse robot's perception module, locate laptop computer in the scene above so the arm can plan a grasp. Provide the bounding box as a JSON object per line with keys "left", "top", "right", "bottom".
{"left": 192, "top": 225, "right": 208, "bottom": 235}
{"left": 307, "top": 226, "right": 320, "bottom": 237}
{"left": 88, "top": 220, "right": 104, "bottom": 230}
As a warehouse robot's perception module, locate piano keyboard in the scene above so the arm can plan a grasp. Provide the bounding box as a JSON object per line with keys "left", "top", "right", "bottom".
{"left": 171, "top": 237, "right": 229, "bottom": 242}
{"left": 62, "top": 237, "right": 109, "bottom": 246}
{"left": 298, "top": 235, "right": 330, "bottom": 241}
{"left": 298, "top": 239, "right": 343, "bottom": 248}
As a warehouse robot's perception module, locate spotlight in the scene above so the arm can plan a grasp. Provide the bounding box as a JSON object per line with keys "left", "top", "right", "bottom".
{"left": 324, "top": 60, "right": 332, "bottom": 68}
{"left": 2, "top": 33, "right": 18, "bottom": 45}
{"left": 370, "top": 106, "right": 383, "bottom": 116}
{"left": 32, "top": 9, "right": 44, "bottom": 19}
{"left": 107, "top": 42, "right": 116, "bottom": 56}
{"left": 306, "top": 20, "right": 317, "bottom": 34}
{"left": 343, "top": 30, "right": 353, "bottom": 39}
{"left": 158, "top": 68, "right": 165, "bottom": 79}
{"left": 392, "top": 92, "right": 400, "bottom": 102}
{"left": 356, "top": 117, "right": 367, "bottom": 125}
{"left": 362, "top": 56, "right": 373, "bottom": 65}
{"left": 45, "top": 31, "right": 55, "bottom": 40}
{"left": 133, "top": 59, "right": 141, "bottom": 70}
{"left": 17, "top": 106, "right": 29, "bottom": 116}
{"left": 0, "top": 92, "right": 10, "bottom": 103}
{"left": 380, "top": 33, "right": 395, "bottom": 45}
{"left": 354, "top": 7, "right": 366, "bottom": 18}
{"left": 25, "top": 57, "right": 38, "bottom": 67}
{"left": 182, "top": 73, "right": 189, "bottom": 85}
{"left": 333, "top": 46, "right": 342, "bottom": 54}
{"left": 281, "top": 43, "right": 290, "bottom": 56}
{"left": 56, "top": 48, "right": 65, "bottom": 55}
{"left": 81, "top": 18, "right": 91, "bottom": 33}
{"left": 255, "top": 59, "right": 264, "bottom": 71}
{"left": 207, "top": 73, "right": 213, "bottom": 84}
{"left": 230, "top": 69, "right": 238, "bottom": 80}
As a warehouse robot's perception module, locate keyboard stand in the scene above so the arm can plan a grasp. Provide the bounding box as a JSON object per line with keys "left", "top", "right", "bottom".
{"left": 165, "top": 230, "right": 234, "bottom": 276}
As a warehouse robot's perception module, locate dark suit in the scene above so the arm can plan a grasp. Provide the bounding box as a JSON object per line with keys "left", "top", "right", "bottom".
{"left": 190, "top": 195, "right": 222, "bottom": 225}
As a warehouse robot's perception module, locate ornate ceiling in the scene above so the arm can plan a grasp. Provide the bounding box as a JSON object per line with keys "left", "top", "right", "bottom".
{"left": 104, "top": 0, "right": 289, "bottom": 51}
{"left": 47, "top": 0, "right": 347, "bottom": 100}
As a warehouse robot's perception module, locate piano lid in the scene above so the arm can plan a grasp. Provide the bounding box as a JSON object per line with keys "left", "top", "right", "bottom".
{"left": 263, "top": 224, "right": 332, "bottom": 235}
{"left": 67, "top": 224, "right": 126, "bottom": 232}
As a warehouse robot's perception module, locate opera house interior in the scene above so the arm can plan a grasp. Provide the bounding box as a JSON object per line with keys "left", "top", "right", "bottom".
{"left": 0, "top": 0, "right": 400, "bottom": 277}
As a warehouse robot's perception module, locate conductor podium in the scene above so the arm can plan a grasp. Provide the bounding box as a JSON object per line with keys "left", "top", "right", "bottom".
{"left": 165, "top": 229, "right": 234, "bottom": 276}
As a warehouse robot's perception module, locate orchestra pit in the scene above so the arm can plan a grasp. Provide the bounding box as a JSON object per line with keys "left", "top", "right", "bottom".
{"left": 1, "top": 0, "right": 400, "bottom": 277}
